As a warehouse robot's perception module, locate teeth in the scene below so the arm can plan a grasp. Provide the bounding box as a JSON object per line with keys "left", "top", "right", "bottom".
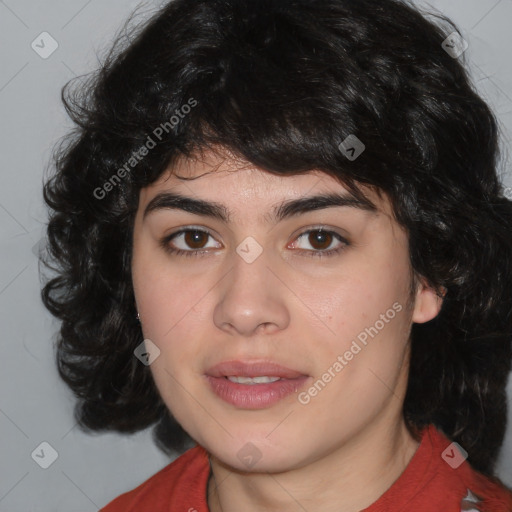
{"left": 227, "top": 375, "right": 281, "bottom": 384}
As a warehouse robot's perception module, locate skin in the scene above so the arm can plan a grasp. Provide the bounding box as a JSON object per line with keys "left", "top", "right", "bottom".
{"left": 131, "top": 147, "right": 444, "bottom": 512}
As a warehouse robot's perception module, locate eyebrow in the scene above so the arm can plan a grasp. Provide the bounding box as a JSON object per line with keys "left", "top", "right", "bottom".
{"left": 142, "top": 191, "right": 378, "bottom": 224}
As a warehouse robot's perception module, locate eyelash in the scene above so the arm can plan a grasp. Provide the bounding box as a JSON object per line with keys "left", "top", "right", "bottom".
{"left": 159, "top": 226, "right": 349, "bottom": 259}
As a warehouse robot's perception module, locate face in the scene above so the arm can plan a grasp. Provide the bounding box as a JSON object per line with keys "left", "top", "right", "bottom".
{"left": 131, "top": 149, "right": 442, "bottom": 472}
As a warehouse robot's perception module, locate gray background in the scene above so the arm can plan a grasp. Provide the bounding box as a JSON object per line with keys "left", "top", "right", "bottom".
{"left": 1, "top": 0, "right": 511, "bottom": 510}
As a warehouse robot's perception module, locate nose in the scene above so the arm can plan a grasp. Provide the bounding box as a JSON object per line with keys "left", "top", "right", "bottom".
{"left": 213, "top": 246, "right": 290, "bottom": 337}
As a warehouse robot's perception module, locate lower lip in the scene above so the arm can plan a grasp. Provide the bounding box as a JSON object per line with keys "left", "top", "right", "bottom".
{"left": 205, "top": 375, "right": 310, "bottom": 409}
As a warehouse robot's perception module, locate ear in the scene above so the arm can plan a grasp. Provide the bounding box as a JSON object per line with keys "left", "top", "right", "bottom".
{"left": 411, "top": 278, "right": 447, "bottom": 324}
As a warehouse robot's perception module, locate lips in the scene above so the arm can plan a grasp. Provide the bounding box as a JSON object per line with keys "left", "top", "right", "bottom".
{"left": 206, "top": 360, "right": 307, "bottom": 379}
{"left": 204, "top": 360, "right": 310, "bottom": 409}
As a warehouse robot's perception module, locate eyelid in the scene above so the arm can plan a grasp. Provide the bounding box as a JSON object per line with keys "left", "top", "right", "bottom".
{"left": 161, "top": 224, "right": 350, "bottom": 256}
{"left": 162, "top": 225, "right": 221, "bottom": 250}
{"left": 287, "top": 226, "right": 349, "bottom": 256}
{"left": 289, "top": 224, "right": 349, "bottom": 242}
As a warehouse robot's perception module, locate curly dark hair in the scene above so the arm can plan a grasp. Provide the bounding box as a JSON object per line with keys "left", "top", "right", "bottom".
{"left": 40, "top": 0, "right": 512, "bottom": 477}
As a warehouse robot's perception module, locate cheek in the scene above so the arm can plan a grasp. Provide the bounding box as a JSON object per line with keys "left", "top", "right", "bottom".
{"left": 132, "top": 248, "right": 207, "bottom": 340}
{"left": 304, "top": 252, "right": 412, "bottom": 385}
{"left": 309, "top": 265, "right": 406, "bottom": 342}
{"left": 132, "top": 238, "right": 227, "bottom": 389}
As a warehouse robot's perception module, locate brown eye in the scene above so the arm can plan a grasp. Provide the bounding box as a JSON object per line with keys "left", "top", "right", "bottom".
{"left": 183, "top": 230, "right": 209, "bottom": 249}
{"left": 290, "top": 228, "right": 349, "bottom": 258}
{"left": 160, "top": 228, "right": 221, "bottom": 257}
{"left": 307, "top": 230, "right": 334, "bottom": 250}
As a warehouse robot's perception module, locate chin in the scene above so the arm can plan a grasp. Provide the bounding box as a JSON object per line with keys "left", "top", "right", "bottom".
{"left": 205, "top": 435, "right": 308, "bottom": 474}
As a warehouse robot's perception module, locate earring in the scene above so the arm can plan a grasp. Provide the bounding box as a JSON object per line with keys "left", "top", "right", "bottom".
{"left": 136, "top": 311, "right": 140, "bottom": 321}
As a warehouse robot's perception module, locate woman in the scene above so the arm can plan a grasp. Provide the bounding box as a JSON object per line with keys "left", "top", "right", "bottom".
{"left": 41, "top": 0, "right": 512, "bottom": 510}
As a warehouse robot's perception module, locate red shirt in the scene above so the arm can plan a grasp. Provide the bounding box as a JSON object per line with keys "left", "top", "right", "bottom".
{"left": 100, "top": 424, "right": 512, "bottom": 511}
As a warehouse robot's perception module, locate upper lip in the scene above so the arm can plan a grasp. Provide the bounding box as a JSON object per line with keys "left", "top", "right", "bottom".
{"left": 206, "top": 360, "right": 307, "bottom": 379}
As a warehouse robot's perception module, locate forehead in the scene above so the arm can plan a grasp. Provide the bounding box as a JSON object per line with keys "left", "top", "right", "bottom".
{"left": 138, "top": 148, "right": 393, "bottom": 221}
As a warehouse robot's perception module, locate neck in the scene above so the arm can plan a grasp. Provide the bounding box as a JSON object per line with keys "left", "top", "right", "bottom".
{"left": 207, "top": 417, "right": 421, "bottom": 512}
